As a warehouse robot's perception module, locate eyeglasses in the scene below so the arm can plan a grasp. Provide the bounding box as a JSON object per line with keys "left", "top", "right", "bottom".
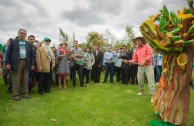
{"left": 30, "top": 39, "right": 35, "bottom": 40}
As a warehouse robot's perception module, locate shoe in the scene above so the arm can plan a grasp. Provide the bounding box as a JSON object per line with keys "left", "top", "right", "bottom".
{"left": 24, "top": 95, "right": 31, "bottom": 99}
{"left": 137, "top": 92, "right": 145, "bottom": 96}
{"left": 44, "top": 90, "right": 50, "bottom": 93}
{"left": 156, "top": 82, "right": 159, "bottom": 86}
{"left": 59, "top": 86, "right": 62, "bottom": 90}
{"left": 102, "top": 81, "right": 107, "bottom": 83}
{"left": 13, "top": 96, "right": 20, "bottom": 101}
{"left": 39, "top": 92, "right": 44, "bottom": 95}
{"left": 86, "top": 84, "right": 89, "bottom": 86}
{"left": 7, "top": 90, "right": 12, "bottom": 93}
{"left": 151, "top": 95, "right": 155, "bottom": 103}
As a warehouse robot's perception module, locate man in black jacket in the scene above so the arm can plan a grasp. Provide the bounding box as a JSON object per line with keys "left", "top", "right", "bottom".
{"left": 120, "top": 45, "right": 132, "bottom": 85}
{"left": 92, "top": 44, "right": 103, "bottom": 83}
{"left": 6, "top": 29, "right": 35, "bottom": 101}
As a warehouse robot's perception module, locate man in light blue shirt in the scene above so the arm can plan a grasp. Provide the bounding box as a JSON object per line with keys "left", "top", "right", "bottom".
{"left": 103, "top": 46, "right": 117, "bottom": 83}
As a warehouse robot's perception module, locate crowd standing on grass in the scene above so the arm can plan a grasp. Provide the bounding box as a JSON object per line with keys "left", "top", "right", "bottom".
{"left": 1, "top": 28, "right": 194, "bottom": 102}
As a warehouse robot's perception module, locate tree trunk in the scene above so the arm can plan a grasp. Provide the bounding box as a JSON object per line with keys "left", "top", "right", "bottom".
{"left": 153, "top": 45, "right": 193, "bottom": 125}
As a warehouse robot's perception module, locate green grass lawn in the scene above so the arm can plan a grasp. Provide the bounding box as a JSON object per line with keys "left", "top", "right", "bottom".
{"left": 0, "top": 78, "right": 194, "bottom": 126}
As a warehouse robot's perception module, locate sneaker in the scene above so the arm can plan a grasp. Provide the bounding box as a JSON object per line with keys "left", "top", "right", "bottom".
{"left": 86, "top": 84, "right": 89, "bottom": 86}
{"left": 137, "top": 92, "right": 145, "bottom": 95}
{"left": 151, "top": 95, "right": 155, "bottom": 103}
{"left": 156, "top": 83, "right": 159, "bottom": 86}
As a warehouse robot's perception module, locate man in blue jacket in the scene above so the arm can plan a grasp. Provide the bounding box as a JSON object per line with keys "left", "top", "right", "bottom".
{"left": 6, "top": 29, "right": 35, "bottom": 101}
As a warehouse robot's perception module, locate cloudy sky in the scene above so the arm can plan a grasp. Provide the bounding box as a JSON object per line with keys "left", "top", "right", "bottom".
{"left": 0, "top": 0, "right": 187, "bottom": 45}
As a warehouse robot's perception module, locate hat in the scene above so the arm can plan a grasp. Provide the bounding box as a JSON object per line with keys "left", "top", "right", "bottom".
{"left": 133, "top": 37, "right": 146, "bottom": 44}
{"left": 43, "top": 37, "right": 51, "bottom": 42}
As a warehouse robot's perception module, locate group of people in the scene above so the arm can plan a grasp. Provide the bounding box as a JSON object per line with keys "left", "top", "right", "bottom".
{"left": 2, "top": 29, "right": 165, "bottom": 102}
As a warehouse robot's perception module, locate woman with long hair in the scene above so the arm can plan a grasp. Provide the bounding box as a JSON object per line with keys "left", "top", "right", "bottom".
{"left": 83, "top": 47, "right": 95, "bottom": 86}
{"left": 57, "top": 43, "right": 70, "bottom": 89}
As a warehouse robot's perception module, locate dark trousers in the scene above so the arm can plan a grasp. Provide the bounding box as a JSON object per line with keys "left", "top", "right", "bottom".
{"left": 3, "top": 62, "right": 11, "bottom": 85}
{"left": 28, "top": 70, "right": 36, "bottom": 92}
{"left": 129, "top": 64, "right": 138, "bottom": 84}
{"left": 38, "top": 72, "right": 52, "bottom": 93}
{"left": 155, "top": 65, "right": 162, "bottom": 82}
{"left": 72, "top": 63, "right": 84, "bottom": 87}
{"left": 70, "top": 67, "right": 73, "bottom": 80}
{"left": 115, "top": 67, "right": 121, "bottom": 82}
{"left": 83, "top": 68, "right": 90, "bottom": 84}
{"left": 92, "top": 67, "right": 102, "bottom": 83}
{"left": 121, "top": 69, "right": 129, "bottom": 85}
{"left": 104, "top": 63, "right": 114, "bottom": 83}
{"left": 7, "top": 71, "right": 12, "bottom": 93}
{"left": 3, "top": 62, "right": 12, "bottom": 92}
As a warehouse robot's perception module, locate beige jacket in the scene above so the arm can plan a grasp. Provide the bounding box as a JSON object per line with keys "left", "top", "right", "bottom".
{"left": 36, "top": 46, "right": 55, "bottom": 73}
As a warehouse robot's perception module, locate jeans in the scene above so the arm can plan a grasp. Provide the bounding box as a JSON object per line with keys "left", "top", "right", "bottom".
{"left": 155, "top": 65, "right": 162, "bottom": 82}
{"left": 104, "top": 63, "right": 115, "bottom": 83}
{"left": 72, "top": 63, "right": 84, "bottom": 87}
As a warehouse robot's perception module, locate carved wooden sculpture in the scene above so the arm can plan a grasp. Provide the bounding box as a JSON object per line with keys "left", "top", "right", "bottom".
{"left": 140, "top": 1, "right": 194, "bottom": 125}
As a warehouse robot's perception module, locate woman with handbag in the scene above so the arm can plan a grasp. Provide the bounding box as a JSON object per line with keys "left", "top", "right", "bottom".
{"left": 83, "top": 47, "right": 95, "bottom": 86}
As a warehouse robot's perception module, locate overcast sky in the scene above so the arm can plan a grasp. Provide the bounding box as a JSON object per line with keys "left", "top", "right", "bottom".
{"left": 0, "top": 0, "right": 187, "bottom": 45}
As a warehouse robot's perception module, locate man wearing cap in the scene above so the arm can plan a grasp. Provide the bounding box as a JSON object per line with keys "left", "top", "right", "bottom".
{"left": 129, "top": 37, "right": 155, "bottom": 102}
{"left": 36, "top": 37, "right": 55, "bottom": 95}
{"left": 6, "top": 29, "right": 35, "bottom": 101}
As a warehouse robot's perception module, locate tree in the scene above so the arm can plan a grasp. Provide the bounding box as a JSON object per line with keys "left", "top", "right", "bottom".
{"left": 102, "top": 29, "right": 117, "bottom": 46}
{"left": 125, "top": 25, "right": 135, "bottom": 43}
{"left": 122, "top": 25, "right": 135, "bottom": 48}
{"left": 86, "top": 31, "right": 107, "bottom": 51}
{"left": 114, "top": 40, "right": 125, "bottom": 49}
{"left": 78, "top": 43, "right": 87, "bottom": 51}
